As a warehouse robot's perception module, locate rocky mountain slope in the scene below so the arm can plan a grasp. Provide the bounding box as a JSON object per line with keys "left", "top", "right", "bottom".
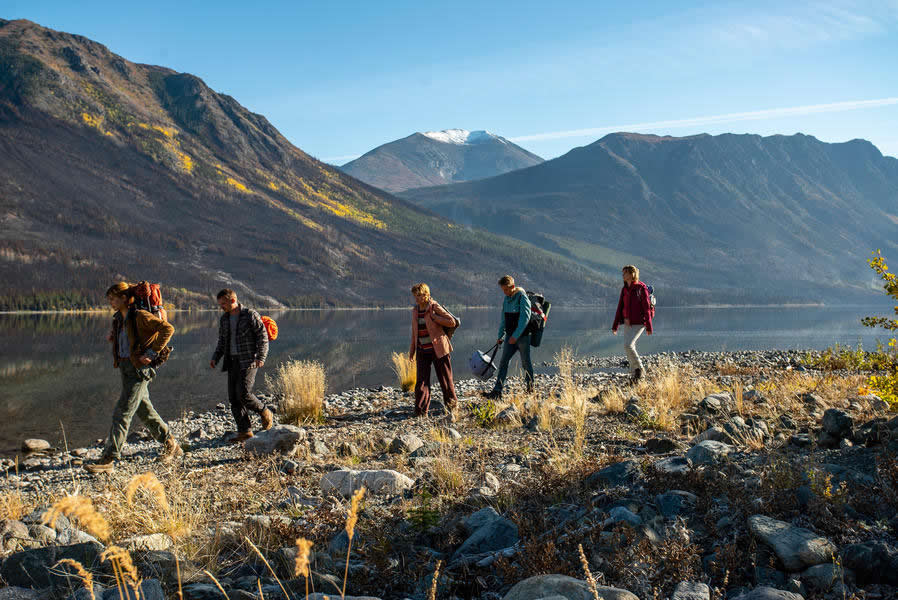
{"left": 340, "top": 129, "right": 543, "bottom": 193}
{"left": 0, "top": 20, "right": 600, "bottom": 310}
{"left": 401, "top": 133, "right": 898, "bottom": 304}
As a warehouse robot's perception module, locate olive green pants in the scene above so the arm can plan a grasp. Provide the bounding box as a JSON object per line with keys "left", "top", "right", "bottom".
{"left": 103, "top": 361, "right": 169, "bottom": 459}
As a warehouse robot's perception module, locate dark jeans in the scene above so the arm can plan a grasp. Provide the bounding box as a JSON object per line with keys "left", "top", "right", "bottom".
{"left": 493, "top": 334, "right": 534, "bottom": 392}
{"left": 227, "top": 357, "right": 266, "bottom": 432}
{"left": 104, "top": 361, "right": 169, "bottom": 459}
{"left": 414, "top": 350, "right": 458, "bottom": 416}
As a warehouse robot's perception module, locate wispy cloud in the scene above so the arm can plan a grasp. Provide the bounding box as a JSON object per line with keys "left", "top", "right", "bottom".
{"left": 510, "top": 98, "right": 898, "bottom": 143}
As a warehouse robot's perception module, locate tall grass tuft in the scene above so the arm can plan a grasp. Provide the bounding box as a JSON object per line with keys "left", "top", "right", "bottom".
{"left": 101, "top": 546, "right": 141, "bottom": 595}
{"left": 44, "top": 496, "right": 110, "bottom": 541}
{"left": 267, "top": 359, "right": 326, "bottom": 424}
{"left": 294, "top": 537, "right": 314, "bottom": 598}
{"left": 343, "top": 487, "right": 366, "bottom": 597}
{"left": 126, "top": 472, "right": 171, "bottom": 513}
{"left": 555, "top": 346, "right": 591, "bottom": 458}
{"left": 54, "top": 559, "right": 94, "bottom": 600}
{"left": 391, "top": 352, "right": 416, "bottom": 393}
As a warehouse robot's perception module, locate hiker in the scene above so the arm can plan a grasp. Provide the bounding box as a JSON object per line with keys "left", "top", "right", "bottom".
{"left": 611, "top": 264, "right": 653, "bottom": 383}
{"left": 482, "top": 275, "right": 533, "bottom": 399}
{"left": 84, "top": 282, "right": 183, "bottom": 473}
{"left": 408, "top": 283, "right": 460, "bottom": 419}
{"left": 209, "top": 289, "right": 273, "bottom": 442}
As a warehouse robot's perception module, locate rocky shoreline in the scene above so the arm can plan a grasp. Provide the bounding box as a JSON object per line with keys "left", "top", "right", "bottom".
{"left": 2, "top": 349, "right": 897, "bottom": 600}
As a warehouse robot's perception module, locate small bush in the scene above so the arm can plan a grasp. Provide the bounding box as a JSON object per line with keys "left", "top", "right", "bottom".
{"left": 472, "top": 400, "right": 498, "bottom": 428}
{"left": 268, "top": 359, "right": 326, "bottom": 424}
{"left": 391, "top": 352, "right": 416, "bottom": 393}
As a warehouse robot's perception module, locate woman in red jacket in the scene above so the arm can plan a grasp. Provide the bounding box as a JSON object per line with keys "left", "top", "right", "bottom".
{"left": 409, "top": 283, "right": 460, "bottom": 420}
{"left": 611, "top": 265, "right": 653, "bottom": 383}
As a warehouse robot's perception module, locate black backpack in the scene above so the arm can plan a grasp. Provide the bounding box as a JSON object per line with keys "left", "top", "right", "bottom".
{"left": 524, "top": 291, "right": 551, "bottom": 347}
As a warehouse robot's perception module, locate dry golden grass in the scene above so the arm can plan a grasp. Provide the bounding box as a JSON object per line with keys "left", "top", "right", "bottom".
{"left": 268, "top": 359, "right": 326, "bottom": 424}
{"left": 554, "top": 346, "right": 594, "bottom": 457}
{"left": 44, "top": 496, "right": 110, "bottom": 541}
{"left": 0, "top": 487, "right": 28, "bottom": 520}
{"left": 391, "top": 352, "right": 416, "bottom": 393}
{"left": 428, "top": 559, "right": 442, "bottom": 600}
{"left": 103, "top": 472, "right": 196, "bottom": 543}
{"left": 54, "top": 559, "right": 94, "bottom": 600}
{"left": 294, "top": 537, "right": 313, "bottom": 577}
{"left": 635, "top": 363, "right": 713, "bottom": 431}
{"left": 101, "top": 545, "right": 140, "bottom": 593}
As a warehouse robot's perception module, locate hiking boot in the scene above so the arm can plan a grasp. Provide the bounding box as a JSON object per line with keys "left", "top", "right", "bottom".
{"left": 229, "top": 431, "right": 254, "bottom": 444}
{"left": 482, "top": 389, "right": 502, "bottom": 400}
{"left": 260, "top": 408, "right": 274, "bottom": 431}
{"left": 630, "top": 368, "right": 644, "bottom": 385}
{"left": 158, "top": 435, "right": 184, "bottom": 463}
{"left": 84, "top": 455, "right": 116, "bottom": 474}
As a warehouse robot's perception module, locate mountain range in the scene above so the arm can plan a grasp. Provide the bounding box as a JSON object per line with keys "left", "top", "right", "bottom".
{"left": 401, "top": 132, "right": 898, "bottom": 303}
{"left": 340, "top": 129, "right": 543, "bottom": 193}
{"left": 0, "top": 19, "right": 602, "bottom": 310}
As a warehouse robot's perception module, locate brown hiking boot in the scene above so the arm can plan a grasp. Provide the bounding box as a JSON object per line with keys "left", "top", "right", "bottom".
{"left": 158, "top": 435, "right": 184, "bottom": 463}
{"left": 260, "top": 408, "right": 274, "bottom": 431}
{"left": 229, "top": 431, "right": 254, "bottom": 444}
{"left": 83, "top": 455, "right": 116, "bottom": 474}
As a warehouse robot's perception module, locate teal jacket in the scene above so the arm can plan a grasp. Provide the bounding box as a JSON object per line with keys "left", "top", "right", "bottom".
{"left": 497, "top": 288, "right": 532, "bottom": 340}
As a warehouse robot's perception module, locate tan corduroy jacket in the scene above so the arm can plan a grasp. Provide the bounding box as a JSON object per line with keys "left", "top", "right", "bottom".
{"left": 112, "top": 308, "right": 175, "bottom": 368}
{"left": 409, "top": 300, "right": 458, "bottom": 359}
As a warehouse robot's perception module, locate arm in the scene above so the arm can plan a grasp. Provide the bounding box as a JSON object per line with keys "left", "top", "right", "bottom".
{"left": 251, "top": 311, "right": 269, "bottom": 365}
{"left": 497, "top": 303, "right": 506, "bottom": 342}
{"left": 211, "top": 316, "right": 226, "bottom": 365}
{"left": 511, "top": 292, "right": 532, "bottom": 340}
{"left": 612, "top": 289, "right": 624, "bottom": 331}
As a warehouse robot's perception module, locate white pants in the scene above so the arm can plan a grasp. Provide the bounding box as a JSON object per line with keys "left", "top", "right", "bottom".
{"left": 623, "top": 324, "right": 645, "bottom": 375}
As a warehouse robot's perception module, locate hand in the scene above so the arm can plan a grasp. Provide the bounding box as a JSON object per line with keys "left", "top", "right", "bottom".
{"left": 408, "top": 352, "right": 415, "bottom": 361}
{"left": 137, "top": 355, "right": 152, "bottom": 366}
{"left": 509, "top": 337, "right": 517, "bottom": 345}
{"left": 106, "top": 330, "right": 114, "bottom": 343}
{"left": 611, "top": 329, "right": 618, "bottom": 336}
{"left": 647, "top": 331, "right": 653, "bottom": 336}
{"left": 497, "top": 338, "right": 504, "bottom": 345}
{"left": 210, "top": 360, "right": 217, "bottom": 369}
{"left": 252, "top": 359, "right": 264, "bottom": 368}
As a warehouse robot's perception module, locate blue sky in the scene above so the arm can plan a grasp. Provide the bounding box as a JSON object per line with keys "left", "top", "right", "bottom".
{"left": 7, "top": 0, "right": 898, "bottom": 163}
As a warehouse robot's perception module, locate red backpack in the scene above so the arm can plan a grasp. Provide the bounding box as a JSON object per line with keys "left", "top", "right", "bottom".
{"left": 131, "top": 281, "right": 168, "bottom": 321}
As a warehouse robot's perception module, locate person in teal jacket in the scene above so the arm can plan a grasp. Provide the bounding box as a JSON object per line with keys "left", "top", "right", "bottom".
{"left": 482, "top": 275, "right": 533, "bottom": 399}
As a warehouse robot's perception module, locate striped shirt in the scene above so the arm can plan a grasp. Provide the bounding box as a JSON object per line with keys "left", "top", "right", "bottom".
{"left": 417, "top": 307, "right": 433, "bottom": 351}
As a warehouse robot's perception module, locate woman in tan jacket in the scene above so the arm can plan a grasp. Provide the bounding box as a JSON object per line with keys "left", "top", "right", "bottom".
{"left": 408, "top": 283, "right": 459, "bottom": 419}
{"left": 84, "top": 282, "right": 183, "bottom": 473}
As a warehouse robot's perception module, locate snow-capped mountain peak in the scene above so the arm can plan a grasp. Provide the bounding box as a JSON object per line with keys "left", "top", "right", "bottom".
{"left": 421, "top": 129, "right": 502, "bottom": 145}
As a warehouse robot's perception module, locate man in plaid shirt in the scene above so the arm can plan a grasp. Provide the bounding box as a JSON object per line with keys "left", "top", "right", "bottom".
{"left": 210, "top": 288, "right": 273, "bottom": 442}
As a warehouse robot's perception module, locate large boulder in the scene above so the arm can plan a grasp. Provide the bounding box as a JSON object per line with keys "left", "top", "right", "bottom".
{"left": 320, "top": 469, "right": 414, "bottom": 497}
{"left": 731, "top": 587, "right": 804, "bottom": 600}
{"left": 586, "top": 460, "right": 639, "bottom": 487}
{"left": 389, "top": 433, "right": 424, "bottom": 454}
{"left": 1, "top": 542, "right": 105, "bottom": 589}
{"left": 671, "top": 582, "right": 710, "bottom": 600}
{"left": 686, "top": 440, "right": 733, "bottom": 465}
{"left": 244, "top": 425, "right": 306, "bottom": 455}
{"left": 502, "top": 575, "right": 638, "bottom": 600}
{"left": 841, "top": 541, "right": 898, "bottom": 585}
{"left": 453, "top": 514, "right": 518, "bottom": 558}
{"left": 748, "top": 515, "right": 835, "bottom": 571}
{"left": 821, "top": 409, "right": 853, "bottom": 439}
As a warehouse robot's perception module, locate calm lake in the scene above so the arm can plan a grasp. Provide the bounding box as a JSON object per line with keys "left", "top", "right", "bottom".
{"left": 0, "top": 305, "right": 893, "bottom": 456}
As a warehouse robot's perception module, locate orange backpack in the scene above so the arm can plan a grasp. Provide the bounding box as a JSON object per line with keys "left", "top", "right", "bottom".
{"left": 260, "top": 316, "right": 278, "bottom": 341}
{"left": 131, "top": 281, "right": 168, "bottom": 321}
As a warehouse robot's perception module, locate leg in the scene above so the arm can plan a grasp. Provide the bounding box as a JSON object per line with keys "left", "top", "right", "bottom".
{"left": 624, "top": 325, "right": 646, "bottom": 375}
{"left": 228, "top": 359, "right": 251, "bottom": 433}
{"left": 493, "top": 340, "right": 520, "bottom": 392}
{"left": 517, "top": 335, "right": 534, "bottom": 391}
{"left": 238, "top": 367, "right": 266, "bottom": 419}
{"left": 434, "top": 353, "right": 458, "bottom": 410}
{"left": 104, "top": 362, "right": 149, "bottom": 459}
{"left": 414, "top": 351, "right": 434, "bottom": 416}
{"left": 134, "top": 384, "right": 170, "bottom": 443}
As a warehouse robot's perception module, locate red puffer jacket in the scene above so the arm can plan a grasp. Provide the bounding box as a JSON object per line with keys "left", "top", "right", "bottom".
{"left": 612, "top": 282, "right": 653, "bottom": 334}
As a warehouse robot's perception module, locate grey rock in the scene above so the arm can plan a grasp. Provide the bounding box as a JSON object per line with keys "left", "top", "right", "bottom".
{"left": 819, "top": 463, "right": 874, "bottom": 487}
{"left": 309, "top": 439, "right": 328, "bottom": 455}
{"left": 55, "top": 528, "right": 100, "bottom": 545}
{"left": 502, "top": 574, "right": 638, "bottom": 600}
{"left": 280, "top": 459, "right": 300, "bottom": 475}
{"left": 181, "top": 583, "right": 223, "bottom": 600}
{"left": 821, "top": 408, "right": 853, "bottom": 438}
{"left": 22, "top": 509, "right": 70, "bottom": 532}
{"left": 789, "top": 433, "right": 812, "bottom": 447}
{"left": 686, "top": 440, "right": 733, "bottom": 465}
{"left": 656, "top": 490, "right": 698, "bottom": 518}
{"left": 779, "top": 414, "right": 797, "bottom": 429}
{"left": 122, "top": 533, "right": 173, "bottom": 552}
{"left": 852, "top": 418, "right": 887, "bottom": 445}
{"left": 671, "top": 582, "right": 710, "bottom": 600}
{"left": 461, "top": 507, "right": 502, "bottom": 535}
{"left": 731, "top": 587, "right": 804, "bottom": 600}
{"left": 644, "top": 437, "right": 683, "bottom": 454}
{"left": 339, "top": 442, "right": 359, "bottom": 457}
{"left": 320, "top": 469, "right": 414, "bottom": 497}
{"left": 841, "top": 541, "right": 898, "bottom": 584}
{"left": 586, "top": 460, "right": 638, "bottom": 487}
{"left": 389, "top": 433, "right": 424, "bottom": 454}
{"left": 27, "top": 524, "right": 56, "bottom": 545}
{"left": 453, "top": 514, "right": 518, "bottom": 558}
{"left": 691, "top": 426, "right": 728, "bottom": 444}
{"left": 605, "top": 506, "right": 641, "bottom": 527}
{"left": 1, "top": 520, "right": 30, "bottom": 542}
{"left": 699, "top": 392, "right": 733, "bottom": 414}
{"left": 496, "top": 406, "right": 522, "bottom": 427}
{"left": 747, "top": 514, "right": 835, "bottom": 571}
{"left": 859, "top": 393, "right": 889, "bottom": 412}
{"left": 22, "top": 439, "right": 51, "bottom": 453}
{"left": 654, "top": 456, "right": 691, "bottom": 475}
{"left": 101, "top": 579, "right": 164, "bottom": 600}
{"left": 800, "top": 563, "right": 853, "bottom": 592}
{"left": 0, "top": 542, "right": 105, "bottom": 589}
{"left": 443, "top": 427, "right": 462, "bottom": 440}
{"left": 244, "top": 425, "right": 306, "bottom": 455}
{"left": 0, "top": 588, "right": 45, "bottom": 600}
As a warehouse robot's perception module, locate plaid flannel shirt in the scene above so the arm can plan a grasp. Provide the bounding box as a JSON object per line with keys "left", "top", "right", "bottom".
{"left": 212, "top": 306, "right": 269, "bottom": 370}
